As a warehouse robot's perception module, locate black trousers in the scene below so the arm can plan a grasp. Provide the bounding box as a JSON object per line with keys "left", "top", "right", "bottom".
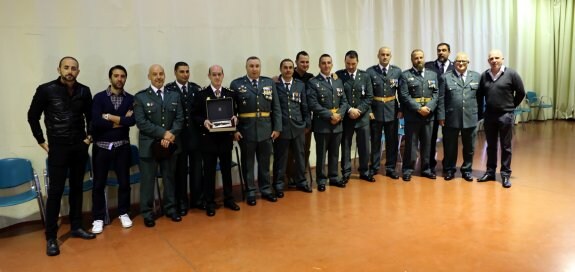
{"left": 369, "top": 119, "right": 399, "bottom": 174}
{"left": 175, "top": 148, "right": 203, "bottom": 210}
{"left": 429, "top": 119, "right": 441, "bottom": 172}
{"left": 202, "top": 146, "right": 234, "bottom": 207}
{"left": 402, "top": 120, "right": 433, "bottom": 176}
{"left": 314, "top": 132, "right": 342, "bottom": 185}
{"left": 45, "top": 142, "right": 89, "bottom": 240}
{"left": 273, "top": 133, "right": 307, "bottom": 189}
{"left": 240, "top": 139, "right": 273, "bottom": 197}
{"left": 484, "top": 112, "right": 514, "bottom": 177}
{"left": 341, "top": 122, "right": 370, "bottom": 178}
{"left": 442, "top": 126, "right": 477, "bottom": 174}
{"left": 91, "top": 144, "right": 131, "bottom": 221}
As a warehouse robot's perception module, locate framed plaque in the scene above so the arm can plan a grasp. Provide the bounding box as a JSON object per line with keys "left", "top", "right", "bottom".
{"left": 206, "top": 97, "right": 236, "bottom": 132}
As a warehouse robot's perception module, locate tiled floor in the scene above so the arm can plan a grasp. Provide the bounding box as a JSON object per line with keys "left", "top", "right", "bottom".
{"left": 1, "top": 120, "right": 574, "bottom": 271}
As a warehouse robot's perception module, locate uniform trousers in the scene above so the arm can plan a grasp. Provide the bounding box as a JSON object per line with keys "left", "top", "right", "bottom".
{"left": 273, "top": 133, "right": 307, "bottom": 190}
{"left": 402, "top": 120, "right": 433, "bottom": 176}
{"left": 314, "top": 132, "right": 342, "bottom": 185}
{"left": 239, "top": 139, "right": 273, "bottom": 197}
{"left": 442, "top": 126, "right": 477, "bottom": 174}
{"left": 341, "top": 121, "right": 370, "bottom": 178}
{"left": 369, "top": 119, "right": 399, "bottom": 174}
{"left": 139, "top": 156, "right": 177, "bottom": 220}
{"left": 175, "top": 148, "right": 203, "bottom": 210}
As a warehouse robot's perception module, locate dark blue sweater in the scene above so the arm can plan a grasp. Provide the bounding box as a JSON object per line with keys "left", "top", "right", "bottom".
{"left": 477, "top": 67, "right": 525, "bottom": 119}
{"left": 91, "top": 89, "right": 136, "bottom": 142}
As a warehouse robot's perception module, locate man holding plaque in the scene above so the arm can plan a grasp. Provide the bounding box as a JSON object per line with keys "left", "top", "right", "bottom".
{"left": 193, "top": 65, "right": 241, "bottom": 216}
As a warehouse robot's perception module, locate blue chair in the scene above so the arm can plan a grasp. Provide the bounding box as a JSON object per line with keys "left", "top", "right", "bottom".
{"left": 514, "top": 98, "right": 531, "bottom": 130}
{"left": 0, "top": 158, "right": 46, "bottom": 226}
{"left": 526, "top": 91, "right": 553, "bottom": 120}
{"left": 397, "top": 118, "right": 405, "bottom": 161}
{"left": 103, "top": 145, "right": 140, "bottom": 224}
{"left": 44, "top": 156, "right": 93, "bottom": 216}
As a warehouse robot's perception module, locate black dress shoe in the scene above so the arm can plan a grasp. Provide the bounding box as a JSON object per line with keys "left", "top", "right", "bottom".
{"left": 422, "top": 172, "right": 437, "bottom": 179}
{"left": 386, "top": 172, "right": 400, "bottom": 179}
{"left": 262, "top": 193, "right": 278, "bottom": 202}
{"left": 360, "top": 174, "right": 376, "bottom": 182}
{"left": 462, "top": 173, "right": 473, "bottom": 182}
{"left": 478, "top": 173, "right": 496, "bottom": 182}
{"left": 247, "top": 197, "right": 257, "bottom": 206}
{"left": 206, "top": 206, "right": 216, "bottom": 217}
{"left": 144, "top": 218, "right": 155, "bottom": 228}
{"left": 46, "top": 239, "right": 60, "bottom": 256}
{"left": 179, "top": 209, "right": 188, "bottom": 216}
{"left": 502, "top": 176, "right": 512, "bottom": 188}
{"left": 224, "top": 200, "right": 241, "bottom": 211}
{"left": 71, "top": 228, "right": 96, "bottom": 240}
{"left": 329, "top": 180, "right": 346, "bottom": 188}
{"left": 402, "top": 174, "right": 411, "bottom": 182}
{"left": 167, "top": 214, "right": 182, "bottom": 222}
{"left": 276, "top": 191, "right": 285, "bottom": 198}
{"left": 444, "top": 172, "right": 455, "bottom": 181}
{"left": 317, "top": 184, "right": 326, "bottom": 192}
{"left": 296, "top": 184, "right": 313, "bottom": 193}
{"left": 341, "top": 176, "right": 350, "bottom": 184}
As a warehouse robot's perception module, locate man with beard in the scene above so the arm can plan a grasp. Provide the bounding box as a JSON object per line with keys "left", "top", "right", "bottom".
{"left": 90, "top": 65, "right": 136, "bottom": 234}
{"left": 28, "top": 56, "right": 95, "bottom": 256}
{"left": 398, "top": 50, "right": 443, "bottom": 181}
{"left": 134, "top": 64, "right": 184, "bottom": 227}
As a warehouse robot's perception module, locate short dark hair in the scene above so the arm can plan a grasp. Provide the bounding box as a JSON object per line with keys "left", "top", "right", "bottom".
{"left": 279, "top": 58, "right": 294, "bottom": 69}
{"left": 58, "top": 56, "right": 79, "bottom": 68}
{"left": 108, "top": 65, "right": 127, "bottom": 78}
{"left": 319, "top": 54, "right": 331, "bottom": 62}
{"left": 174, "top": 61, "right": 189, "bottom": 71}
{"left": 246, "top": 56, "right": 260, "bottom": 63}
{"left": 295, "top": 51, "right": 309, "bottom": 61}
{"left": 345, "top": 50, "right": 359, "bottom": 60}
{"left": 437, "top": 43, "right": 451, "bottom": 52}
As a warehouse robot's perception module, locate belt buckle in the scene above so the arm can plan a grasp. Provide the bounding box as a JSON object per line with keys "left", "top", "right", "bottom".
{"left": 256, "top": 112, "right": 261, "bottom": 117}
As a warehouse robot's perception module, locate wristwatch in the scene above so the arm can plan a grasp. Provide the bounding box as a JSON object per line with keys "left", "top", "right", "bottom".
{"left": 103, "top": 114, "right": 109, "bottom": 120}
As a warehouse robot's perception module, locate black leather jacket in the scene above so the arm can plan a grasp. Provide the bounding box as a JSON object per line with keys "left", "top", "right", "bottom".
{"left": 27, "top": 78, "right": 92, "bottom": 145}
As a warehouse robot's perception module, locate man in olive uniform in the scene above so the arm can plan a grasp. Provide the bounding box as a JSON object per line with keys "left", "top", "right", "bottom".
{"left": 366, "top": 47, "right": 402, "bottom": 180}
{"left": 230, "top": 56, "right": 282, "bottom": 206}
{"left": 134, "top": 64, "right": 184, "bottom": 227}
{"left": 273, "top": 59, "right": 312, "bottom": 195}
{"left": 165, "top": 62, "right": 204, "bottom": 216}
{"left": 307, "top": 54, "right": 349, "bottom": 191}
{"left": 335, "top": 50, "right": 374, "bottom": 183}
{"left": 398, "top": 50, "right": 443, "bottom": 181}
{"left": 437, "top": 52, "right": 480, "bottom": 181}
{"left": 425, "top": 43, "right": 454, "bottom": 174}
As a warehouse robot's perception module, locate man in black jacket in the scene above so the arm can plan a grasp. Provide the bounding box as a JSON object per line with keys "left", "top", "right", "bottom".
{"left": 27, "top": 56, "right": 96, "bottom": 257}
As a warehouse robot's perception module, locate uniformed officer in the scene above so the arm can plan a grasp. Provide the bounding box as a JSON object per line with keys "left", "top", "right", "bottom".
{"left": 230, "top": 56, "right": 282, "bottom": 206}
{"left": 437, "top": 52, "right": 480, "bottom": 181}
{"left": 134, "top": 64, "right": 184, "bottom": 227}
{"left": 425, "top": 43, "right": 455, "bottom": 174}
{"left": 398, "top": 50, "right": 443, "bottom": 181}
{"left": 165, "top": 62, "right": 204, "bottom": 216}
{"left": 366, "top": 47, "right": 402, "bottom": 180}
{"left": 272, "top": 59, "right": 312, "bottom": 194}
{"left": 307, "top": 54, "right": 349, "bottom": 191}
{"left": 335, "top": 50, "right": 374, "bottom": 183}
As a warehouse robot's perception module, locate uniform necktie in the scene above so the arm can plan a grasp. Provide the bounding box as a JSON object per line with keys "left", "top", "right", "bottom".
{"left": 252, "top": 79, "right": 258, "bottom": 89}
{"left": 326, "top": 76, "right": 332, "bottom": 85}
{"left": 350, "top": 73, "right": 354, "bottom": 80}
{"left": 460, "top": 74, "right": 465, "bottom": 85}
{"left": 157, "top": 90, "right": 163, "bottom": 101}
{"left": 383, "top": 68, "right": 387, "bottom": 76}
{"left": 440, "top": 62, "right": 445, "bottom": 74}
{"left": 285, "top": 82, "right": 290, "bottom": 91}
{"left": 182, "top": 85, "right": 186, "bottom": 94}
{"left": 215, "top": 89, "right": 221, "bottom": 98}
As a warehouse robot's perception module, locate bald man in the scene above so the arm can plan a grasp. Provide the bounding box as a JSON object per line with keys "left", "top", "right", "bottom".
{"left": 134, "top": 64, "right": 184, "bottom": 227}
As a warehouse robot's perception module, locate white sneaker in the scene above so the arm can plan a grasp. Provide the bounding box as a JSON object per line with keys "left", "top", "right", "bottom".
{"left": 119, "top": 214, "right": 133, "bottom": 228}
{"left": 92, "top": 220, "right": 103, "bottom": 234}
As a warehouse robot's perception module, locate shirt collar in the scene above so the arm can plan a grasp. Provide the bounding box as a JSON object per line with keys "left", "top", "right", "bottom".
{"left": 106, "top": 86, "right": 126, "bottom": 96}
{"left": 281, "top": 77, "right": 293, "bottom": 85}
{"left": 379, "top": 64, "right": 389, "bottom": 71}
{"left": 151, "top": 85, "right": 164, "bottom": 93}
{"left": 176, "top": 81, "right": 187, "bottom": 90}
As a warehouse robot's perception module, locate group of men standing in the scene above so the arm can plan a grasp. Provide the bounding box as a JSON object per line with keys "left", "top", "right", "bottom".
{"left": 27, "top": 44, "right": 525, "bottom": 256}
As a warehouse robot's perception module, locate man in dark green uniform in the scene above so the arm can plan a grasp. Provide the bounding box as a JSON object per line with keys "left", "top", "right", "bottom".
{"left": 134, "top": 64, "right": 184, "bottom": 227}
{"left": 336, "top": 50, "right": 374, "bottom": 183}
{"left": 230, "top": 56, "right": 282, "bottom": 206}
{"left": 307, "top": 54, "right": 349, "bottom": 191}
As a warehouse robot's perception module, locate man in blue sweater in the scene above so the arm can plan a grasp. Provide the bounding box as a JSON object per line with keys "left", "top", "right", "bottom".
{"left": 90, "top": 65, "right": 136, "bottom": 233}
{"left": 477, "top": 50, "right": 525, "bottom": 188}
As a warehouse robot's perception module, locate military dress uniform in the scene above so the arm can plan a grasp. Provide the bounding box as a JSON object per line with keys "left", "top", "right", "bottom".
{"left": 366, "top": 64, "right": 401, "bottom": 177}
{"left": 438, "top": 70, "right": 480, "bottom": 178}
{"left": 230, "top": 76, "right": 281, "bottom": 201}
{"left": 134, "top": 86, "right": 183, "bottom": 221}
{"left": 398, "top": 68, "right": 442, "bottom": 180}
{"left": 307, "top": 74, "right": 349, "bottom": 188}
{"left": 272, "top": 78, "right": 311, "bottom": 193}
{"left": 165, "top": 81, "right": 203, "bottom": 214}
{"left": 425, "top": 60, "right": 454, "bottom": 173}
{"left": 335, "top": 69, "right": 373, "bottom": 182}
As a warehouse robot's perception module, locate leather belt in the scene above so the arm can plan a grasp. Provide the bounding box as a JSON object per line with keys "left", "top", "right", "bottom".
{"left": 413, "top": 97, "right": 432, "bottom": 103}
{"left": 329, "top": 108, "right": 339, "bottom": 113}
{"left": 373, "top": 96, "right": 396, "bottom": 103}
{"left": 239, "top": 112, "right": 270, "bottom": 118}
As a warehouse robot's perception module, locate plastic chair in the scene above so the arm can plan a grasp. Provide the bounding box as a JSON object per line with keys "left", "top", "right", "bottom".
{"left": 526, "top": 91, "right": 553, "bottom": 120}
{"left": 0, "top": 158, "right": 46, "bottom": 226}
{"left": 513, "top": 98, "right": 531, "bottom": 130}
{"left": 44, "top": 156, "right": 93, "bottom": 216}
{"left": 103, "top": 145, "right": 140, "bottom": 224}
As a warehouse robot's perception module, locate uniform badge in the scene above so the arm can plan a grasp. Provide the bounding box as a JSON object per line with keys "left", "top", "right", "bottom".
{"left": 390, "top": 79, "right": 399, "bottom": 87}
{"left": 336, "top": 88, "right": 343, "bottom": 97}
{"left": 331, "top": 73, "right": 339, "bottom": 80}
{"left": 408, "top": 77, "right": 414, "bottom": 81}
{"left": 361, "top": 85, "right": 365, "bottom": 96}
{"left": 263, "top": 86, "right": 273, "bottom": 100}
{"left": 238, "top": 86, "right": 247, "bottom": 93}
{"left": 428, "top": 80, "right": 437, "bottom": 89}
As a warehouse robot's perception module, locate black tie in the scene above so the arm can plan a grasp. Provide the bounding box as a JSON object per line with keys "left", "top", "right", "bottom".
{"left": 285, "top": 82, "right": 290, "bottom": 91}
{"left": 157, "top": 90, "right": 163, "bottom": 101}
{"left": 383, "top": 68, "right": 387, "bottom": 76}
{"left": 440, "top": 62, "right": 445, "bottom": 75}
{"left": 252, "top": 79, "right": 258, "bottom": 89}
{"left": 326, "top": 77, "right": 332, "bottom": 85}
{"left": 182, "top": 85, "right": 186, "bottom": 94}
{"left": 350, "top": 73, "right": 354, "bottom": 80}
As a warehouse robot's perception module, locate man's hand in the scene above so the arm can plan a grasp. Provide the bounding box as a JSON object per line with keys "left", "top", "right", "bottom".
{"left": 438, "top": 120, "right": 445, "bottom": 126}
{"left": 305, "top": 128, "right": 311, "bottom": 134}
{"left": 330, "top": 112, "right": 342, "bottom": 125}
{"left": 160, "top": 138, "right": 171, "bottom": 148}
{"left": 418, "top": 106, "right": 430, "bottom": 117}
{"left": 125, "top": 110, "right": 133, "bottom": 117}
{"left": 39, "top": 143, "right": 49, "bottom": 153}
{"left": 369, "top": 112, "right": 375, "bottom": 120}
{"left": 204, "top": 119, "right": 213, "bottom": 129}
{"left": 231, "top": 116, "right": 238, "bottom": 126}
{"left": 163, "top": 131, "right": 176, "bottom": 142}
{"left": 348, "top": 108, "right": 361, "bottom": 119}
{"left": 234, "top": 131, "right": 243, "bottom": 141}
{"left": 271, "top": 131, "right": 280, "bottom": 140}
{"left": 397, "top": 112, "right": 403, "bottom": 119}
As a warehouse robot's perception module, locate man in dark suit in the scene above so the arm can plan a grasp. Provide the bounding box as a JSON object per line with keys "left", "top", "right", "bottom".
{"left": 165, "top": 62, "right": 203, "bottom": 216}
{"left": 230, "top": 56, "right": 282, "bottom": 206}
{"left": 335, "top": 50, "right": 374, "bottom": 183}
{"left": 366, "top": 47, "right": 402, "bottom": 180}
{"left": 273, "top": 59, "right": 312, "bottom": 195}
{"left": 477, "top": 49, "right": 525, "bottom": 188}
{"left": 425, "top": 43, "right": 454, "bottom": 174}
{"left": 193, "top": 65, "right": 241, "bottom": 216}
{"left": 307, "top": 54, "right": 349, "bottom": 191}
{"left": 134, "top": 64, "right": 184, "bottom": 227}
{"left": 437, "top": 52, "right": 480, "bottom": 181}
{"left": 398, "top": 50, "right": 443, "bottom": 181}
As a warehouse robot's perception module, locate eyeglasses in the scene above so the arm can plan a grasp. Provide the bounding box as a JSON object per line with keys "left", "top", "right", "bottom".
{"left": 455, "top": 60, "right": 469, "bottom": 64}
